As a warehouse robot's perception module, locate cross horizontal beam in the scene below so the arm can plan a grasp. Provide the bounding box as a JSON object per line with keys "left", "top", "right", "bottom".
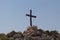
{"left": 26, "top": 14, "right": 36, "bottom": 18}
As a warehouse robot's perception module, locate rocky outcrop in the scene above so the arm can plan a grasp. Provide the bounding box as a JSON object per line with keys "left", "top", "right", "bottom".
{"left": 23, "top": 26, "right": 60, "bottom": 40}
{"left": 6, "top": 26, "right": 60, "bottom": 40}
{"left": 7, "top": 31, "right": 24, "bottom": 40}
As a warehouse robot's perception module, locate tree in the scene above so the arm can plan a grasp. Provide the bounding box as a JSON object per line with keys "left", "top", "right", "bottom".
{"left": 0, "top": 33, "right": 8, "bottom": 40}
{"left": 45, "top": 30, "right": 51, "bottom": 35}
{"left": 50, "top": 30, "right": 59, "bottom": 35}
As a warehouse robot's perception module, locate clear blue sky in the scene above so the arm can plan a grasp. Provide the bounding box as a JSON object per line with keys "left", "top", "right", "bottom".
{"left": 0, "top": 0, "right": 60, "bottom": 33}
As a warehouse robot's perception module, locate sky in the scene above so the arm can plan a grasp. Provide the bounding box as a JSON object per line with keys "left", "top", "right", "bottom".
{"left": 0, "top": 0, "right": 60, "bottom": 33}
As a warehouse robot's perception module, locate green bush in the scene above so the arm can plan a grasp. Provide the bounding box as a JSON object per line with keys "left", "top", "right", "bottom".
{"left": 0, "top": 34, "right": 8, "bottom": 40}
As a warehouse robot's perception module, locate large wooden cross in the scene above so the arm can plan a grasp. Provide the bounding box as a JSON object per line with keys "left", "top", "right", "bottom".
{"left": 26, "top": 10, "right": 36, "bottom": 26}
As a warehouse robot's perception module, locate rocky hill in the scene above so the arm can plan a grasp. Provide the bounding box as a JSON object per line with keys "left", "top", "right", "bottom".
{"left": 0, "top": 26, "right": 60, "bottom": 40}
{"left": 23, "top": 26, "right": 60, "bottom": 40}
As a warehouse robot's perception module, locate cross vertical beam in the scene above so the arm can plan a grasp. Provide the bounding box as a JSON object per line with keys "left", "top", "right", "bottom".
{"left": 30, "top": 10, "right": 32, "bottom": 26}
{"left": 26, "top": 9, "right": 36, "bottom": 26}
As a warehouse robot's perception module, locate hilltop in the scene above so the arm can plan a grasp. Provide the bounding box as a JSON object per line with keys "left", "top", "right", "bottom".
{"left": 0, "top": 26, "right": 60, "bottom": 40}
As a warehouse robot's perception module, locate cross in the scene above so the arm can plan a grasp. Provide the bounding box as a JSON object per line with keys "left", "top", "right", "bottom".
{"left": 26, "top": 9, "right": 36, "bottom": 26}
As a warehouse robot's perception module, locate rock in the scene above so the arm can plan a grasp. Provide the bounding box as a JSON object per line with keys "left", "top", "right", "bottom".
{"left": 7, "top": 26, "right": 60, "bottom": 40}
